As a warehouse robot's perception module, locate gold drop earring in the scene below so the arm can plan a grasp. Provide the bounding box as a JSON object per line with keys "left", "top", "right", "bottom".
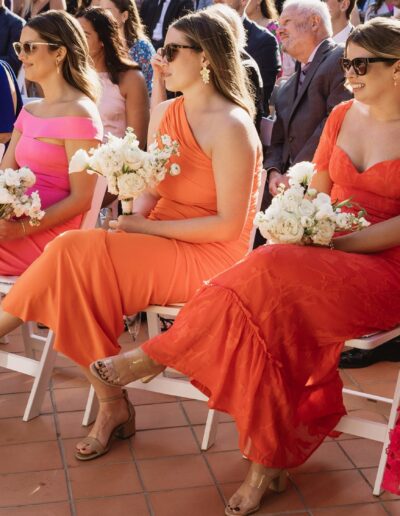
{"left": 56, "top": 58, "right": 60, "bottom": 74}
{"left": 200, "top": 64, "right": 210, "bottom": 85}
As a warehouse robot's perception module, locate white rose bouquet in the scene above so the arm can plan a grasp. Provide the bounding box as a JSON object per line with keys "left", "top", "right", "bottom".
{"left": 0, "top": 167, "right": 45, "bottom": 226}
{"left": 69, "top": 128, "right": 180, "bottom": 214}
{"left": 254, "top": 161, "right": 370, "bottom": 246}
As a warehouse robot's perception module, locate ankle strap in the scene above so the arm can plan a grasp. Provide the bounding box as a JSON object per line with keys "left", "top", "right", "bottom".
{"left": 98, "top": 389, "right": 127, "bottom": 404}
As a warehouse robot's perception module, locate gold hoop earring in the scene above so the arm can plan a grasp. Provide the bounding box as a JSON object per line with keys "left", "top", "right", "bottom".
{"left": 200, "top": 64, "right": 210, "bottom": 85}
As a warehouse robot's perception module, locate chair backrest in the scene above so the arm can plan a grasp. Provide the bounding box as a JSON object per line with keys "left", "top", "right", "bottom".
{"left": 80, "top": 177, "right": 107, "bottom": 230}
{"left": 248, "top": 168, "right": 267, "bottom": 252}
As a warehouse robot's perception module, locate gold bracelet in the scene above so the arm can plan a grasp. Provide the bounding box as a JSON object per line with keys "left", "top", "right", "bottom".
{"left": 20, "top": 220, "right": 26, "bottom": 236}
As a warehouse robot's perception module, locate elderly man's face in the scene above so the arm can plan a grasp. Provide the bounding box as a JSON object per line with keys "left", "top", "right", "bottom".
{"left": 278, "top": 6, "right": 314, "bottom": 56}
{"left": 213, "top": 0, "right": 243, "bottom": 14}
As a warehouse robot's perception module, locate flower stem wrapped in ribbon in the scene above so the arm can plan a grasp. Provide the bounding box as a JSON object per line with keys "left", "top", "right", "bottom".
{"left": 254, "top": 161, "right": 370, "bottom": 246}
{"left": 69, "top": 128, "right": 180, "bottom": 214}
{"left": 0, "top": 167, "right": 45, "bottom": 226}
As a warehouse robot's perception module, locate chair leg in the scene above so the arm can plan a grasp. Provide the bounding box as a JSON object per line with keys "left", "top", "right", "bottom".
{"left": 21, "top": 322, "right": 34, "bottom": 358}
{"left": 23, "top": 330, "right": 57, "bottom": 421}
{"left": 82, "top": 385, "right": 98, "bottom": 426}
{"left": 147, "top": 312, "right": 161, "bottom": 339}
{"left": 201, "top": 409, "right": 220, "bottom": 450}
{"left": 373, "top": 370, "right": 400, "bottom": 496}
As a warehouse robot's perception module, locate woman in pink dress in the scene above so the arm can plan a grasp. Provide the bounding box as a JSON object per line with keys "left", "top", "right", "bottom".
{"left": 0, "top": 10, "right": 102, "bottom": 275}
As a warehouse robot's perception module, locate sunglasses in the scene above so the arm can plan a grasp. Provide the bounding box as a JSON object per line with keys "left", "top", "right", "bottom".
{"left": 160, "top": 43, "right": 201, "bottom": 63}
{"left": 340, "top": 57, "right": 398, "bottom": 76}
{"left": 13, "top": 41, "right": 60, "bottom": 56}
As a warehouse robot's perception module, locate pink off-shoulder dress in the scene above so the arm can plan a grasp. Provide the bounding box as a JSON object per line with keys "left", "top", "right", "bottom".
{"left": 0, "top": 107, "right": 103, "bottom": 275}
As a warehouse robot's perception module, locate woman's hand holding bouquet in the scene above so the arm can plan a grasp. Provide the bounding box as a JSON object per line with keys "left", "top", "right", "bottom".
{"left": 255, "top": 162, "right": 370, "bottom": 246}
{"left": 69, "top": 128, "right": 180, "bottom": 215}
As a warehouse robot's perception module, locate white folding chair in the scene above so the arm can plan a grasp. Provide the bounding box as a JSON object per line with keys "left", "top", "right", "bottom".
{"left": 0, "top": 177, "right": 107, "bottom": 421}
{"left": 335, "top": 326, "right": 400, "bottom": 495}
{"left": 83, "top": 171, "right": 268, "bottom": 450}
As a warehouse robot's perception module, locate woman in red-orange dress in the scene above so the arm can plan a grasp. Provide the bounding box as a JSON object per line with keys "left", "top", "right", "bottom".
{"left": 90, "top": 18, "right": 400, "bottom": 515}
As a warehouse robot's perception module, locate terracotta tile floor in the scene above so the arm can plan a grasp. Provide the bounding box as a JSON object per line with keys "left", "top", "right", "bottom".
{"left": 0, "top": 327, "right": 399, "bottom": 516}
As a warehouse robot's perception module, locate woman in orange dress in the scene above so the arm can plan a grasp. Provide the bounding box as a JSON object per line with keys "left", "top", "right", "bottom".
{"left": 0, "top": 11, "right": 262, "bottom": 460}
{"left": 90, "top": 18, "right": 400, "bottom": 514}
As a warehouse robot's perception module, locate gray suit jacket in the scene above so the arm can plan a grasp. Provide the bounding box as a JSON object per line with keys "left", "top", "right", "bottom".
{"left": 264, "top": 38, "right": 352, "bottom": 173}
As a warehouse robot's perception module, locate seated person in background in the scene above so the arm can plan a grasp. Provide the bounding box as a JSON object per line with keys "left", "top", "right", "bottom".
{"left": 265, "top": 0, "right": 351, "bottom": 196}
{"left": 17, "top": 0, "right": 66, "bottom": 20}
{"left": 0, "top": 59, "right": 22, "bottom": 148}
{"left": 0, "top": 10, "right": 262, "bottom": 463}
{"left": 0, "top": 11, "right": 102, "bottom": 275}
{"left": 76, "top": 7, "right": 149, "bottom": 144}
{"left": 140, "top": 0, "right": 194, "bottom": 50}
{"left": 0, "top": 0, "right": 25, "bottom": 75}
{"left": 88, "top": 18, "right": 400, "bottom": 513}
{"left": 98, "top": 0, "right": 155, "bottom": 95}
{"left": 214, "top": 0, "right": 281, "bottom": 113}
{"left": 324, "top": 0, "right": 356, "bottom": 43}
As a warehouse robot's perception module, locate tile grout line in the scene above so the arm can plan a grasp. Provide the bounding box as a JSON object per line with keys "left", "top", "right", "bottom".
{"left": 179, "top": 400, "right": 234, "bottom": 509}
{"left": 49, "top": 380, "right": 77, "bottom": 516}
{"left": 129, "top": 431, "right": 155, "bottom": 516}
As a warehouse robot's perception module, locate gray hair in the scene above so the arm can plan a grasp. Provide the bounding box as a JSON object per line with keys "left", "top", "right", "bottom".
{"left": 282, "top": 0, "right": 333, "bottom": 37}
{"left": 206, "top": 4, "right": 247, "bottom": 50}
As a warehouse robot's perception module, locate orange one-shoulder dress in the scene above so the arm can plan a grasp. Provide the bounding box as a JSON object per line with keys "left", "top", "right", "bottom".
{"left": 2, "top": 97, "right": 261, "bottom": 367}
{"left": 142, "top": 100, "right": 400, "bottom": 468}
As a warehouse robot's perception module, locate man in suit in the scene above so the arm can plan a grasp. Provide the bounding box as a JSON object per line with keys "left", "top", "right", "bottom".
{"left": 265, "top": 0, "right": 352, "bottom": 196}
{"left": 0, "top": 0, "right": 24, "bottom": 76}
{"left": 214, "top": 0, "right": 281, "bottom": 111}
{"left": 140, "top": 0, "right": 195, "bottom": 50}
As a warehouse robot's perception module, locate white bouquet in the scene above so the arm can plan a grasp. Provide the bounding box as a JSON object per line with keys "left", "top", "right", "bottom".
{"left": 69, "top": 128, "right": 180, "bottom": 214}
{"left": 254, "top": 161, "right": 370, "bottom": 246}
{"left": 0, "top": 167, "right": 45, "bottom": 226}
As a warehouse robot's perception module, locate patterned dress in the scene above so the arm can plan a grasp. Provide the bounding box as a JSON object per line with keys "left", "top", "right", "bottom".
{"left": 129, "top": 38, "right": 155, "bottom": 95}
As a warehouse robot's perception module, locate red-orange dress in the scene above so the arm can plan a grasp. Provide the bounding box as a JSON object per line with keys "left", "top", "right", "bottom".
{"left": 2, "top": 97, "right": 261, "bottom": 367}
{"left": 143, "top": 100, "right": 400, "bottom": 468}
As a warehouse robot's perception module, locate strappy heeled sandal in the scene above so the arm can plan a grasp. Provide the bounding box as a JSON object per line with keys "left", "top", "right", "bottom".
{"left": 225, "top": 468, "right": 287, "bottom": 516}
{"left": 75, "top": 390, "right": 135, "bottom": 461}
{"left": 89, "top": 348, "right": 165, "bottom": 387}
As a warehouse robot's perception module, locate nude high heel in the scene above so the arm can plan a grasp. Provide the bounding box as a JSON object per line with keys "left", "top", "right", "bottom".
{"left": 90, "top": 347, "right": 166, "bottom": 387}
{"left": 225, "top": 468, "right": 287, "bottom": 516}
{"left": 75, "top": 389, "right": 135, "bottom": 461}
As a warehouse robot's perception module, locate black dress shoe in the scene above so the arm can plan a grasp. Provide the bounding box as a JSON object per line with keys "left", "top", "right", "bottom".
{"left": 339, "top": 338, "right": 400, "bottom": 369}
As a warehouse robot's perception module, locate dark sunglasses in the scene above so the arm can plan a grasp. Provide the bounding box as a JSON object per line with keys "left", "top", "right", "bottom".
{"left": 13, "top": 41, "right": 60, "bottom": 56}
{"left": 160, "top": 43, "right": 201, "bottom": 63}
{"left": 340, "top": 57, "right": 398, "bottom": 76}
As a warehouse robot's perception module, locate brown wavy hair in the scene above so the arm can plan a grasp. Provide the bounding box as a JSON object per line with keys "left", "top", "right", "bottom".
{"left": 27, "top": 10, "right": 100, "bottom": 102}
{"left": 346, "top": 17, "right": 400, "bottom": 60}
{"left": 106, "top": 0, "right": 147, "bottom": 48}
{"left": 76, "top": 7, "right": 140, "bottom": 85}
{"left": 172, "top": 10, "right": 255, "bottom": 119}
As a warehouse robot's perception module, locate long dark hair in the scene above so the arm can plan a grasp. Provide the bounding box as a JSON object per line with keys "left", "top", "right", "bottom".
{"left": 106, "top": 0, "right": 147, "bottom": 48}
{"left": 76, "top": 7, "right": 140, "bottom": 85}
{"left": 27, "top": 10, "right": 99, "bottom": 101}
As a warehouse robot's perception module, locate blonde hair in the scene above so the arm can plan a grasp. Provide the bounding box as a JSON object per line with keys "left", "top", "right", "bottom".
{"left": 172, "top": 10, "right": 255, "bottom": 119}
{"left": 206, "top": 4, "right": 247, "bottom": 50}
{"left": 27, "top": 10, "right": 100, "bottom": 102}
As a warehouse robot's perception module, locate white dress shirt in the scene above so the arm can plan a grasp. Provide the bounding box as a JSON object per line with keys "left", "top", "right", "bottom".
{"left": 333, "top": 23, "right": 354, "bottom": 44}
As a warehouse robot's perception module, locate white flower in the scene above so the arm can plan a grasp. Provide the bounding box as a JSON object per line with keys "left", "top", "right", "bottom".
{"left": 69, "top": 149, "right": 90, "bottom": 174}
{"left": 161, "top": 134, "right": 172, "bottom": 146}
{"left": 287, "top": 161, "right": 315, "bottom": 187}
{"left": 311, "top": 219, "right": 335, "bottom": 246}
{"left": 313, "top": 192, "right": 332, "bottom": 209}
{"left": 298, "top": 199, "right": 316, "bottom": 218}
{"left": 170, "top": 163, "right": 181, "bottom": 176}
{"left": 117, "top": 173, "right": 146, "bottom": 198}
{"left": 315, "top": 202, "right": 335, "bottom": 221}
{"left": 358, "top": 217, "right": 370, "bottom": 228}
{"left": 335, "top": 212, "right": 352, "bottom": 229}
{"left": 3, "top": 168, "right": 21, "bottom": 187}
{"left": 0, "top": 187, "right": 14, "bottom": 204}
